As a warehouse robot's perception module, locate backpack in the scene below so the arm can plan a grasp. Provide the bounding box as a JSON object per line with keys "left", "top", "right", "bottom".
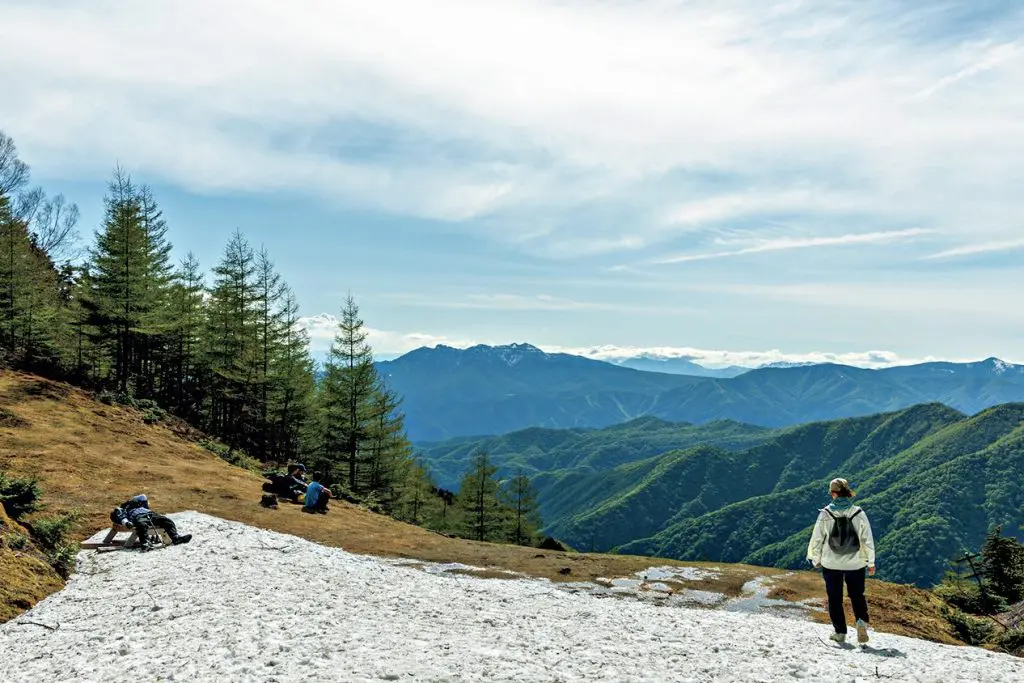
{"left": 825, "top": 508, "right": 862, "bottom": 555}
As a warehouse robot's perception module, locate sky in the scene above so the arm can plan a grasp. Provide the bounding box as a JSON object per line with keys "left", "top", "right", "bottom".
{"left": 1, "top": 0, "right": 1022, "bottom": 366}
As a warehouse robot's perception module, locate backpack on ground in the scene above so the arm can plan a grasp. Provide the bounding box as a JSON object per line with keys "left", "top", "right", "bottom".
{"left": 825, "top": 508, "right": 862, "bottom": 555}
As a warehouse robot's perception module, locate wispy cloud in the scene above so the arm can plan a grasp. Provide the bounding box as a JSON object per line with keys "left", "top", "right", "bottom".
{"left": 377, "top": 293, "right": 697, "bottom": 315}
{"left": 1, "top": 1, "right": 1022, "bottom": 256}
{"left": 923, "top": 238, "right": 1024, "bottom": 260}
{"left": 908, "top": 41, "right": 1021, "bottom": 101}
{"left": 651, "top": 228, "right": 931, "bottom": 264}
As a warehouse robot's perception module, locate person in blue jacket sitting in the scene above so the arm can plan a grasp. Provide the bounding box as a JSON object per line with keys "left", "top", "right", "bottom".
{"left": 110, "top": 494, "right": 193, "bottom": 551}
{"left": 302, "top": 474, "right": 332, "bottom": 515}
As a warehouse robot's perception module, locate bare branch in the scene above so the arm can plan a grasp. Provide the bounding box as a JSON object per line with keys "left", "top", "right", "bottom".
{"left": 0, "top": 131, "right": 30, "bottom": 197}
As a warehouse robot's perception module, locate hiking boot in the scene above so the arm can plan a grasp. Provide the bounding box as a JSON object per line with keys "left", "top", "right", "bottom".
{"left": 138, "top": 540, "right": 155, "bottom": 552}
{"left": 855, "top": 619, "right": 869, "bottom": 644}
{"left": 317, "top": 507, "right": 328, "bottom": 514}
{"left": 829, "top": 632, "right": 846, "bottom": 644}
{"left": 171, "top": 534, "right": 192, "bottom": 546}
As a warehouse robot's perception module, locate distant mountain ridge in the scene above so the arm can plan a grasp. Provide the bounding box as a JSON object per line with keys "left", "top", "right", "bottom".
{"left": 377, "top": 343, "right": 1024, "bottom": 441}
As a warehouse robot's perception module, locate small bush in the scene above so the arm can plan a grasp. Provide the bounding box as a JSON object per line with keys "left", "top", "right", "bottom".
{"left": 943, "top": 607, "right": 996, "bottom": 646}
{"left": 197, "top": 439, "right": 261, "bottom": 472}
{"left": 31, "top": 511, "right": 81, "bottom": 553}
{"left": 935, "top": 577, "right": 1008, "bottom": 614}
{"left": 6, "top": 533, "right": 30, "bottom": 550}
{"left": 97, "top": 390, "right": 115, "bottom": 405}
{"left": 136, "top": 398, "right": 159, "bottom": 411}
{"left": 0, "top": 472, "right": 43, "bottom": 521}
{"left": 142, "top": 407, "right": 167, "bottom": 425}
{"left": 31, "top": 511, "right": 81, "bottom": 579}
{"left": 998, "top": 629, "right": 1024, "bottom": 656}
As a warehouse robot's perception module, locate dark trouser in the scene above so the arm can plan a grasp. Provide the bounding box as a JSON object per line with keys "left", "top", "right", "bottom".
{"left": 304, "top": 490, "right": 330, "bottom": 512}
{"left": 822, "top": 567, "right": 869, "bottom": 634}
{"left": 133, "top": 512, "right": 180, "bottom": 543}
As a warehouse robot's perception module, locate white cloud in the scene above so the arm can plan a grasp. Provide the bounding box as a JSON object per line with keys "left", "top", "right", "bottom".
{"left": 298, "top": 313, "right": 481, "bottom": 357}
{"left": 651, "top": 228, "right": 931, "bottom": 264}
{"left": 296, "top": 315, "right": 1005, "bottom": 367}
{"left": 546, "top": 344, "right": 951, "bottom": 370}
{"left": 1, "top": 1, "right": 1022, "bottom": 256}
{"left": 923, "top": 238, "right": 1024, "bottom": 260}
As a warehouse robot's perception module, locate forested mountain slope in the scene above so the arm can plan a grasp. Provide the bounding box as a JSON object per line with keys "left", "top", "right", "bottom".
{"left": 420, "top": 402, "right": 1024, "bottom": 586}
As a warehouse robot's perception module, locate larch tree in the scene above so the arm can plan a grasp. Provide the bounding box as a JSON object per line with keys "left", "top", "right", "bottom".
{"left": 458, "top": 450, "right": 504, "bottom": 542}
{"left": 501, "top": 470, "right": 542, "bottom": 546}
{"left": 320, "top": 295, "right": 378, "bottom": 491}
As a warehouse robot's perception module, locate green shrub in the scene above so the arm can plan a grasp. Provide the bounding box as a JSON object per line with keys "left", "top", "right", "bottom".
{"left": 31, "top": 511, "right": 81, "bottom": 579}
{"left": 935, "top": 576, "right": 1008, "bottom": 614}
{"left": 197, "top": 439, "right": 260, "bottom": 472}
{"left": 31, "top": 511, "right": 81, "bottom": 553}
{"left": 943, "top": 607, "right": 996, "bottom": 646}
{"left": 0, "top": 471, "right": 43, "bottom": 521}
{"left": 136, "top": 398, "right": 158, "bottom": 411}
{"left": 142, "top": 407, "right": 166, "bottom": 425}
{"left": 998, "top": 629, "right": 1024, "bottom": 656}
{"left": 97, "top": 390, "right": 115, "bottom": 405}
{"left": 6, "top": 533, "right": 30, "bottom": 550}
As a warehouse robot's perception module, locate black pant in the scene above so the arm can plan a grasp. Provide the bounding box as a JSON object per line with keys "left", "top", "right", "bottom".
{"left": 133, "top": 512, "right": 179, "bottom": 543}
{"left": 822, "top": 567, "right": 869, "bottom": 634}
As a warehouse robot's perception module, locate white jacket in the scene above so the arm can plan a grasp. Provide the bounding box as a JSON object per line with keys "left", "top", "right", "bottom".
{"left": 806, "top": 504, "right": 875, "bottom": 571}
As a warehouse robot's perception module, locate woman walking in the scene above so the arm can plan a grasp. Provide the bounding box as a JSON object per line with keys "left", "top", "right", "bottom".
{"left": 807, "top": 478, "right": 876, "bottom": 644}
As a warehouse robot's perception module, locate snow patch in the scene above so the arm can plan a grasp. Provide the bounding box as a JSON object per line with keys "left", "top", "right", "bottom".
{"left": 640, "top": 566, "right": 722, "bottom": 582}
{"left": 3, "top": 512, "right": 1023, "bottom": 682}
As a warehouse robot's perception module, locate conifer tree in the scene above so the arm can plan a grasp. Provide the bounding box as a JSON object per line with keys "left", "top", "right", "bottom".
{"left": 86, "top": 170, "right": 173, "bottom": 392}
{"left": 269, "top": 286, "right": 315, "bottom": 461}
{"left": 254, "top": 247, "right": 285, "bottom": 457}
{"left": 0, "top": 134, "right": 70, "bottom": 367}
{"left": 320, "top": 295, "right": 378, "bottom": 490}
{"left": 204, "top": 230, "right": 259, "bottom": 450}
{"left": 458, "top": 450, "right": 504, "bottom": 542}
{"left": 166, "top": 252, "right": 206, "bottom": 419}
{"left": 501, "top": 471, "right": 542, "bottom": 546}
{"left": 982, "top": 526, "right": 1024, "bottom": 604}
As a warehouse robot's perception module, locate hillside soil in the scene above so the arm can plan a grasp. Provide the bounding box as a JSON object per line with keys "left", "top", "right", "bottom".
{"left": 0, "top": 370, "right": 959, "bottom": 645}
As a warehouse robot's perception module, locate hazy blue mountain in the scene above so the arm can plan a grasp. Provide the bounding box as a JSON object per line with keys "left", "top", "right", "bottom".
{"left": 608, "top": 355, "right": 749, "bottom": 378}
{"left": 382, "top": 344, "right": 1024, "bottom": 441}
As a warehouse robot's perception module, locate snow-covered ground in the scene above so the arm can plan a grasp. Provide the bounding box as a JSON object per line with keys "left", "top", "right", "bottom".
{"left": 1, "top": 512, "right": 1022, "bottom": 683}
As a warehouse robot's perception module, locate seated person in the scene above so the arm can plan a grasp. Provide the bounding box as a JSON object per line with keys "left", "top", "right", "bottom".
{"left": 110, "top": 494, "right": 193, "bottom": 550}
{"left": 261, "top": 464, "right": 308, "bottom": 503}
{"left": 302, "top": 474, "right": 332, "bottom": 514}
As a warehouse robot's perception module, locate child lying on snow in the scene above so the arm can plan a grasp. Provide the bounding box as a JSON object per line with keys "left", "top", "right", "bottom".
{"left": 110, "top": 494, "right": 193, "bottom": 551}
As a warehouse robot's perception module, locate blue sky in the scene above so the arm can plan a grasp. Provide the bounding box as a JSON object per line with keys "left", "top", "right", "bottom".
{"left": 1, "top": 0, "right": 1022, "bottom": 366}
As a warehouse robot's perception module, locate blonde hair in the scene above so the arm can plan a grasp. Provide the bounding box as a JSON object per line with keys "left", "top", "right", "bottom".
{"left": 829, "top": 478, "right": 855, "bottom": 498}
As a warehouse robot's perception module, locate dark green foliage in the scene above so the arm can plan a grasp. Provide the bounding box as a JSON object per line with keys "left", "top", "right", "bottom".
{"left": 0, "top": 471, "right": 42, "bottom": 520}
{"left": 6, "top": 533, "right": 30, "bottom": 550}
{"left": 942, "top": 608, "right": 996, "bottom": 646}
{"left": 934, "top": 575, "right": 1006, "bottom": 615}
{"left": 998, "top": 629, "right": 1024, "bottom": 656}
{"left": 458, "top": 450, "right": 504, "bottom": 542}
{"left": 29, "top": 511, "right": 80, "bottom": 579}
{"left": 501, "top": 472, "right": 542, "bottom": 546}
{"left": 982, "top": 527, "right": 1024, "bottom": 604}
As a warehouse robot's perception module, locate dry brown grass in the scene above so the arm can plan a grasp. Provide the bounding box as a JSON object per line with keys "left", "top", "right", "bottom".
{"left": 0, "top": 370, "right": 962, "bottom": 646}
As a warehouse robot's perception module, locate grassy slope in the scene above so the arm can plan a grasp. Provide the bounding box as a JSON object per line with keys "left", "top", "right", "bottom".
{"left": 0, "top": 370, "right": 959, "bottom": 646}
